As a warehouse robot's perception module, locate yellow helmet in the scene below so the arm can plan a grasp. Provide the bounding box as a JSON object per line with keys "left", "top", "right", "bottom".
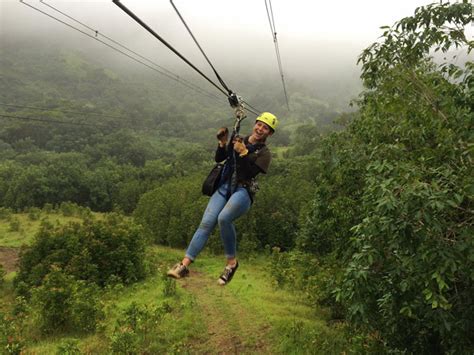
{"left": 256, "top": 112, "right": 278, "bottom": 132}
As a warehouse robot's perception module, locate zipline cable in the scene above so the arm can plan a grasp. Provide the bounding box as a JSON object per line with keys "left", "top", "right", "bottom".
{"left": 264, "top": 0, "right": 290, "bottom": 111}
{"left": 169, "top": 0, "right": 232, "bottom": 96}
{"left": 169, "top": 0, "right": 264, "bottom": 116}
{"left": 242, "top": 100, "right": 263, "bottom": 117}
{"left": 19, "top": 0, "right": 223, "bottom": 105}
{"left": 113, "top": 0, "right": 229, "bottom": 98}
{"left": 113, "top": 1, "right": 262, "bottom": 117}
{"left": 39, "top": 0, "right": 222, "bottom": 102}
{"left": 0, "top": 102, "right": 126, "bottom": 120}
{"left": 0, "top": 113, "right": 114, "bottom": 128}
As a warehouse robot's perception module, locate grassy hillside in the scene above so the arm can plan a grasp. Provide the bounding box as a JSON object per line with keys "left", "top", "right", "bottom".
{"left": 0, "top": 213, "right": 358, "bottom": 354}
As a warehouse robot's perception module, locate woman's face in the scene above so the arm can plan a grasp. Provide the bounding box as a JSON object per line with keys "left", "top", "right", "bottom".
{"left": 251, "top": 121, "right": 273, "bottom": 142}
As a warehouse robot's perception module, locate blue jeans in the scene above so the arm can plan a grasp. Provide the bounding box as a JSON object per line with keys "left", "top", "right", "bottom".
{"left": 185, "top": 183, "right": 251, "bottom": 260}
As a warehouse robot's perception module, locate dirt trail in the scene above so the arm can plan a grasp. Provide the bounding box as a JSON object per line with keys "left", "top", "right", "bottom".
{"left": 181, "top": 270, "right": 272, "bottom": 354}
{"left": 0, "top": 247, "right": 19, "bottom": 273}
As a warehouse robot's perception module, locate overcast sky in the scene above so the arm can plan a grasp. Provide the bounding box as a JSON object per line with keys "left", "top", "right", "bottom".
{"left": 1, "top": 1, "right": 471, "bottom": 89}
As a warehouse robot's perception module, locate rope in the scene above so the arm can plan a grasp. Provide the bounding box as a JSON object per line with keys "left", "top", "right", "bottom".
{"left": 264, "top": 0, "right": 290, "bottom": 110}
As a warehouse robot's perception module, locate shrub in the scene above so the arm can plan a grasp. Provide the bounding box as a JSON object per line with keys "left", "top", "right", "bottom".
{"left": 133, "top": 175, "right": 207, "bottom": 247}
{"left": 42, "top": 203, "right": 54, "bottom": 213}
{"left": 59, "top": 202, "right": 77, "bottom": 217}
{"left": 15, "top": 214, "right": 147, "bottom": 293}
{"left": 162, "top": 275, "right": 176, "bottom": 297}
{"left": 0, "top": 308, "right": 27, "bottom": 355}
{"left": 110, "top": 302, "right": 167, "bottom": 354}
{"left": 8, "top": 218, "right": 21, "bottom": 232}
{"left": 56, "top": 339, "right": 80, "bottom": 355}
{"left": 0, "top": 207, "right": 12, "bottom": 220}
{"left": 31, "top": 266, "right": 103, "bottom": 334}
{"left": 0, "top": 265, "right": 5, "bottom": 284}
{"left": 27, "top": 207, "right": 41, "bottom": 221}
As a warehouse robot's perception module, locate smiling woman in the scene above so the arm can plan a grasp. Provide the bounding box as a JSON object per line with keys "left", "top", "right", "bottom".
{"left": 167, "top": 112, "right": 278, "bottom": 285}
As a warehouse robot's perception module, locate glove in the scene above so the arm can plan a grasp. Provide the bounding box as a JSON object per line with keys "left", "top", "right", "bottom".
{"left": 216, "top": 127, "right": 228, "bottom": 147}
{"left": 233, "top": 139, "right": 248, "bottom": 157}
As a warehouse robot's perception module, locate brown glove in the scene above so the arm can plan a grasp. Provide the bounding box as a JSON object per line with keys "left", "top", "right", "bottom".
{"left": 233, "top": 139, "right": 248, "bottom": 157}
{"left": 217, "top": 127, "right": 228, "bottom": 147}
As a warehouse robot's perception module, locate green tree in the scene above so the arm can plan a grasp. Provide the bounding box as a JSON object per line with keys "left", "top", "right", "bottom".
{"left": 333, "top": 2, "right": 473, "bottom": 352}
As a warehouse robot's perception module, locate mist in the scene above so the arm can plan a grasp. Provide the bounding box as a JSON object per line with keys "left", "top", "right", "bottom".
{"left": 1, "top": 0, "right": 469, "bottom": 108}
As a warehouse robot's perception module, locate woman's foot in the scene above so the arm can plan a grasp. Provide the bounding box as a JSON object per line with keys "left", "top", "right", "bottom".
{"left": 217, "top": 261, "right": 239, "bottom": 285}
{"left": 167, "top": 263, "right": 189, "bottom": 279}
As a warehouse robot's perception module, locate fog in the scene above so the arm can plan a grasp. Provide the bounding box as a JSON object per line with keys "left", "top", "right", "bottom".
{"left": 1, "top": 0, "right": 470, "bottom": 106}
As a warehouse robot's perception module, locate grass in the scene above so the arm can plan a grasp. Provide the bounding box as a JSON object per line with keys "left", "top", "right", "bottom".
{"left": 0, "top": 212, "right": 95, "bottom": 248}
{"left": 192, "top": 253, "right": 353, "bottom": 353}
{"left": 0, "top": 216, "right": 354, "bottom": 354}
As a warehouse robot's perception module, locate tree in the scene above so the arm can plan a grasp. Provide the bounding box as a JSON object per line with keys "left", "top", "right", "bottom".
{"left": 335, "top": 2, "right": 473, "bottom": 352}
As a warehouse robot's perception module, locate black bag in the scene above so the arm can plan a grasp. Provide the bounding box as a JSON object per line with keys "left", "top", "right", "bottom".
{"left": 202, "top": 163, "right": 224, "bottom": 196}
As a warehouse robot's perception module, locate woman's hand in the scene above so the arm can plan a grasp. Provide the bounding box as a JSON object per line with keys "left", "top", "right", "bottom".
{"left": 217, "top": 127, "right": 228, "bottom": 147}
{"left": 233, "top": 137, "right": 248, "bottom": 157}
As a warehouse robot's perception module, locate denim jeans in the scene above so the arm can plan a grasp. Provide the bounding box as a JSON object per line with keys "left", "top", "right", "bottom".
{"left": 185, "top": 183, "right": 251, "bottom": 260}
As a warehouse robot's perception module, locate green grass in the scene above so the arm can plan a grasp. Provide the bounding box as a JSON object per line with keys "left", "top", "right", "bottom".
{"left": 192, "top": 254, "right": 353, "bottom": 353}
{"left": 1, "top": 231, "right": 354, "bottom": 354}
{"left": 0, "top": 213, "right": 93, "bottom": 248}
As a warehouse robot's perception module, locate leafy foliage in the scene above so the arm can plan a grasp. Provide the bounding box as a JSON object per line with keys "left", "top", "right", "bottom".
{"left": 30, "top": 266, "right": 103, "bottom": 334}
{"left": 109, "top": 301, "right": 174, "bottom": 354}
{"left": 14, "top": 214, "right": 147, "bottom": 292}
{"left": 285, "top": 2, "right": 473, "bottom": 353}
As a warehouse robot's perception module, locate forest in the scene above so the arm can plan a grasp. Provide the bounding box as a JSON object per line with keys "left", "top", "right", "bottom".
{"left": 0, "top": 1, "right": 472, "bottom": 354}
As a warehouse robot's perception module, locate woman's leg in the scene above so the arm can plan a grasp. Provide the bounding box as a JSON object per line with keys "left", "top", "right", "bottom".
{"left": 217, "top": 187, "right": 251, "bottom": 260}
{"left": 184, "top": 184, "right": 228, "bottom": 261}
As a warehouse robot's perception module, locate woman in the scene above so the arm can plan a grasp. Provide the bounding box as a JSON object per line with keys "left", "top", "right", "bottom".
{"left": 167, "top": 112, "right": 278, "bottom": 285}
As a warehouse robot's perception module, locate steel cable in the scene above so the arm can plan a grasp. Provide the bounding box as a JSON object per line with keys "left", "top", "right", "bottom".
{"left": 39, "top": 0, "right": 222, "bottom": 102}
{"left": 264, "top": 0, "right": 290, "bottom": 110}
{"left": 169, "top": 0, "right": 232, "bottom": 96}
{"left": 20, "top": 0, "right": 223, "bottom": 105}
{"left": 113, "top": 0, "right": 230, "bottom": 98}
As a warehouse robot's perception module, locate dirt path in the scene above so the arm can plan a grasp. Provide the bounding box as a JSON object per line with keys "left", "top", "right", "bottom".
{"left": 181, "top": 270, "right": 272, "bottom": 354}
{"left": 0, "top": 246, "right": 19, "bottom": 273}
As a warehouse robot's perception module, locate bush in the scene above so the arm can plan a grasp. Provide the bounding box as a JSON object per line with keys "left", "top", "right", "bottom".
{"left": 31, "top": 266, "right": 103, "bottom": 334}
{"left": 27, "top": 207, "right": 41, "bottom": 221}
{"left": 8, "top": 218, "right": 21, "bottom": 232}
{"left": 162, "top": 275, "right": 176, "bottom": 297}
{"left": 0, "top": 265, "right": 5, "bottom": 284}
{"left": 59, "top": 202, "right": 77, "bottom": 217}
{"left": 42, "top": 203, "right": 54, "bottom": 213}
{"left": 0, "top": 207, "right": 12, "bottom": 220}
{"left": 109, "top": 302, "right": 168, "bottom": 354}
{"left": 269, "top": 249, "right": 345, "bottom": 319}
{"left": 134, "top": 175, "right": 207, "bottom": 247}
{"left": 15, "top": 214, "right": 147, "bottom": 292}
{"left": 0, "top": 299, "right": 28, "bottom": 355}
{"left": 56, "top": 339, "right": 80, "bottom": 355}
